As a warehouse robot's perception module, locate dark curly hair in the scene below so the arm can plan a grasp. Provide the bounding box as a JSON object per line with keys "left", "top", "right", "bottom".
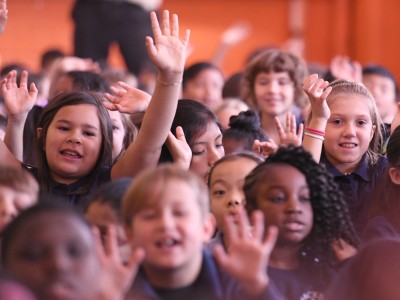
{"left": 244, "top": 146, "right": 359, "bottom": 269}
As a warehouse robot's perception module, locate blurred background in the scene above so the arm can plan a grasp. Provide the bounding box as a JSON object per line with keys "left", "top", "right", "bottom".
{"left": 0, "top": 0, "right": 399, "bottom": 79}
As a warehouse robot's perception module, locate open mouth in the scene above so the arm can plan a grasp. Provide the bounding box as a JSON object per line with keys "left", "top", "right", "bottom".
{"left": 60, "top": 149, "right": 83, "bottom": 158}
{"left": 155, "top": 238, "right": 181, "bottom": 249}
{"left": 339, "top": 143, "right": 358, "bottom": 148}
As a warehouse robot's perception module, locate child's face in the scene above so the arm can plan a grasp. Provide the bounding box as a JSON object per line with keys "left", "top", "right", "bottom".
{"left": 190, "top": 122, "right": 225, "bottom": 181}
{"left": 324, "top": 94, "right": 376, "bottom": 173}
{"left": 254, "top": 164, "right": 313, "bottom": 246}
{"left": 0, "top": 186, "right": 36, "bottom": 233}
{"left": 43, "top": 104, "right": 102, "bottom": 185}
{"left": 183, "top": 69, "right": 224, "bottom": 109}
{"left": 108, "top": 109, "right": 126, "bottom": 160}
{"left": 127, "top": 179, "right": 213, "bottom": 275}
{"left": 85, "top": 201, "right": 127, "bottom": 246}
{"left": 254, "top": 71, "right": 294, "bottom": 117}
{"left": 209, "top": 158, "right": 259, "bottom": 231}
{"left": 363, "top": 74, "right": 397, "bottom": 123}
{"left": 5, "top": 213, "right": 99, "bottom": 300}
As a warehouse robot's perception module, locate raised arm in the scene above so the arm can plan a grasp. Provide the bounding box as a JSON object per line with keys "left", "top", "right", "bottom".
{"left": 302, "top": 74, "right": 331, "bottom": 162}
{"left": 1, "top": 70, "right": 38, "bottom": 161}
{"left": 111, "top": 10, "right": 189, "bottom": 179}
{"left": 0, "top": 0, "right": 7, "bottom": 35}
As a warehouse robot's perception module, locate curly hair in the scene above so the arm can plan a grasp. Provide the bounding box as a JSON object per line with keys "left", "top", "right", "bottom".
{"left": 244, "top": 146, "right": 359, "bottom": 269}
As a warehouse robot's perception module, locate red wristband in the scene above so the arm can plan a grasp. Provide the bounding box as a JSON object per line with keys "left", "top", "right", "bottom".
{"left": 305, "top": 127, "right": 326, "bottom": 136}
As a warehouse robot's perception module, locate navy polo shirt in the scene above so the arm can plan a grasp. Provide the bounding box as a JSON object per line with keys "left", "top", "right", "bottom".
{"left": 320, "top": 154, "right": 388, "bottom": 234}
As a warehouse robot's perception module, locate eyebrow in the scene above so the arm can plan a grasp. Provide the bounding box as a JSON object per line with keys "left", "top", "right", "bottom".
{"left": 55, "top": 119, "right": 100, "bottom": 131}
{"left": 192, "top": 134, "right": 222, "bottom": 146}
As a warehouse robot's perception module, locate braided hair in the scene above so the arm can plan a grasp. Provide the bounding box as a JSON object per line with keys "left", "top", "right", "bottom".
{"left": 244, "top": 146, "right": 359, "bottom": 269}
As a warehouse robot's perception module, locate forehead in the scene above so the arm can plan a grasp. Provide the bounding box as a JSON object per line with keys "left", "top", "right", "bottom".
{"left": 363, "top": 73, "right": 395, "bottom": 86}
{"left": 256, "top": 164, "right": 307, "bottom": 189}
{"left": 256, "top": 71, "right": 291, "bottom": 80}
{"left": 10, "top": 213, "right": 93, "bottom": 248}
{"left": 108, "top": 109, "right": 123, "bottom": 123}
{"left": 52, "top": 104, "right": 101, "bottom": 127}
{"left": 211, "top": 158, "right": 258, "bottom": 183}
{"left": 329, "top": 94, "right": 373, "bottom": 115}
{"left": 0, "top": 186, "right": 36, "bottom": 206}
{"left": 192, "top": 122, "right": 221, "bottom": 144}
{"left": 190, "top": 68, "right": 223, "bottom": 82}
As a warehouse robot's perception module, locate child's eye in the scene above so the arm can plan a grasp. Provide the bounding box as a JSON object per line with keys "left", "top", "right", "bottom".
{"left": 332, "top": 119, "right": 343, "bottom": 125}
{"left": 67, "top": 244, "right": 88, "bottom": 258}
{"left": 212, "top": 189, "right": 226, "bottom": 197}
{"left": 192, "top": 149, "right": 205, "bottom": 156}
{"left": 216, "top": 143, "right": 223, "bottom": 149}
{"left": 58, "top": 126, "right": 69, "bottom": 131}
{"left": 112, "top": 125, "right": 120, "bottom": 131}
{"left": 299, "top": 195, "right": 310, "bottom": 202}
{"left": 357, "top": 120, "right": 367, "bottom": 126}
{"left": 174, "top": 210, "right": 188, "bottom": 217}
{"left": 268, "top": 196, "right": 285, "bottom": 203}
{"left": 83, "top": 131, "right": 95, "bottom": 137}
{"left": 278, "top": 79, "right": 291, "bottom": 85}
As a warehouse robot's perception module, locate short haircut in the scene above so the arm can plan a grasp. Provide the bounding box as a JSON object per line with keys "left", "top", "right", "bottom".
{"left": 363, "top": 64, "right": 399, "bottom": 100}
{"left": 0, "top": 167, "right": 38, "bottom": 200}
{"left": 122, "top": 165, "right": 209, "bottom": 225}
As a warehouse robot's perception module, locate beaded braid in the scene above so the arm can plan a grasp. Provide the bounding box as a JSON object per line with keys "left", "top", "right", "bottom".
{"left": 244, "top": 146, "right": 360, "bottom": 268}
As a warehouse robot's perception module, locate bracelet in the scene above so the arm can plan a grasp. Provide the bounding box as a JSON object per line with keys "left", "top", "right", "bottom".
{"left": 304, "top": 131, "right": 325, "bottom": 141}
{"left": 305, "top": 127, "right": 326, "bottom": 136}
{"left": 158, "top": 76, "right": 182, "bottom": 86}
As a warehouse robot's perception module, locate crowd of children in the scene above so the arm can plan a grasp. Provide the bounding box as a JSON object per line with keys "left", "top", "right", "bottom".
{"left": 2, "top": 1, "right": 400, "bottom": 299}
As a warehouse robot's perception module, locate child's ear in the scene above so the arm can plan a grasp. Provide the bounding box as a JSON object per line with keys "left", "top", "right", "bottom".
{"left": 36, "top": 127, "right": 42, "bottom": 139}
{"left": 202, "top": 213, "right": 216, "bottom": 243}
{"left": 389, "top": 167, "right": 400, "bottom": 185}
{"left": 370, "top": 124, "right": 377, "bottom": 140}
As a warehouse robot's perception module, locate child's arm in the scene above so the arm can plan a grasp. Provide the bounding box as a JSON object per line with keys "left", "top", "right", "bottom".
{"left": 111, "top": 10, "right": 190, "bottom": 179}
{"left": 0, "top": 0, "right": 7, "bottom": 35}
{"left": 1, "top": 70, "right": 38, "bottom": 161}
{"left": 302, "top": 74, "right": 331, "bottom": 162}
{"left": 214, "top": 210, "right": 278, "bottom": 297}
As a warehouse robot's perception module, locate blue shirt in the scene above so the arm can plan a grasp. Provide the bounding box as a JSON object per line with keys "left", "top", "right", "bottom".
{"left": 320, "top": 154, "right": 388, "bottom": 233}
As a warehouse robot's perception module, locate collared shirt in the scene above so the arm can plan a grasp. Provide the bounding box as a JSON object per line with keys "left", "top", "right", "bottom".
{"left": 320, "top": 153, "right": 388, "bottom": 234}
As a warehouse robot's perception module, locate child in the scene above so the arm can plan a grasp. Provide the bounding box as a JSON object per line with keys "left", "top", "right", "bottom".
{"left": 1, "top": 202, "right": 145, "bottom": 300}
{"left": 207, "top": 152, "right": 264, "bottom": 250}
{"left": 0, "top": 166, "right": 38, "bottom": 233}
{"left": 122, "top": 164, "right": 280, "bottom": 299}
{"left": 242, "top": 49, "right": 308, "bottom": 144}
{"left": 0, "top": 10, "right": 190, "bottom": 207}
{"left": 159, "top": 99, "right": 225, "bottom": 182}
{"left": 303, "top": 74, "right": 388, "bottom": 233}
{"left": 222, "top": 110, "right": 268, "bottom": 155}
{"left": 182, "top": 62, "right": 225, "bottom": 109}
{"left": 362, "top": 64, "right": 399, "bottom": 153}
{"left": 85, "top": 178, "right": 132, "bottom": 261}
{"left": 213, "top": 98, "right": 249, "bottom": 130}
{"left": 364, "top": 125, "right": 400, "bottom": 241}
{"left": 243, "top": 146, "right": 359, "bottom": 299}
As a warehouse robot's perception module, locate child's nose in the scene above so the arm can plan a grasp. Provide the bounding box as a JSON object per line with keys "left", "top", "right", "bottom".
{"left": 67, "top": 131, "right": 82, "bottom": 144}
{"left": 285, "top": 197, "right": 302, "bottom": 213}
{"left": 266, "top": 80, "right": 280, "bottom": 93}
{"left": 342, "top": 123, "right": 356, "bottom": 137}
{"left": 208, "top": 147, "right": 224, "bottom": 167}
{"left": 46, "top": 251, "right": 72, "bottom": 275}
{"left": 159, "top": 212, "right": 175, "bottom": 229}
{"left": 227, "top": 190, "right": 244, "bottom": 208}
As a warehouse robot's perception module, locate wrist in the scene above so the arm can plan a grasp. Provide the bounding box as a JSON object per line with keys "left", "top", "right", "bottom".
{"left": 157, "top": 72, "right": 183, "bottom": 86}
{"left": 241, "top": 274, "right": 269, "bottom": 297}
{"left": 8, "top": 114, "right": 28, "bottom": 126}
{"left": 307, "top": 118, "right": 327, "bottom": 131}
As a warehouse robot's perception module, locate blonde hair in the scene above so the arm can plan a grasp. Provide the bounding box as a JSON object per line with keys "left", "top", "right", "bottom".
{"left": 122, "top": 165, "right": 209, "bottom": 225}
{"left": 326, "top": 79, "right": 383, "bottom": 165}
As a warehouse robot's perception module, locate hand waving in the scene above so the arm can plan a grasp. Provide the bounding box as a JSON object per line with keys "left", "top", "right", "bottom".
{"left": 274, "top": 112, "right": 304, "bottom": 147}
{"left": 303, "top": 74, "right": 331, "bottom": 122}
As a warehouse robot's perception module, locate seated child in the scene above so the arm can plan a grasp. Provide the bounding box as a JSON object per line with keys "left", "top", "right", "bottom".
{"left": 85, "top": 178, "right": 132, "bottom": 262}
{"left": 122, "top": 164, "right": 279, "bottom": 300}
{"left": 0, "top": 166, "right": 38, "bottom": 233}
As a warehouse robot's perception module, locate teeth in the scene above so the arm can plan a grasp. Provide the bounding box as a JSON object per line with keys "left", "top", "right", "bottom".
{"left": 340, "top": 143, "right": 356, "bottom": 148}
{"left": 62, "top": 150, "right": 80, "bottom": 157}
{"left": 157, "top": 239, "right": 177, "bottom": 247}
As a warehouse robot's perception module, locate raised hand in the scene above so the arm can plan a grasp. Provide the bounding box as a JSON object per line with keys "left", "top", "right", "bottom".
{"left": 94, "top": 226, "right": 145, "bottom": 300}
{"left": 303, "top": 73, "right": 331, "bottom": 122}
{"left": 0, "top": 0, "right": 7, "bottom": 35}
{"left": 166, "top": 126, "right": 192, "bottom": 170}
{"left": 252, "top": 139, "right": 277, "bottom": 159}
{"left": 1, "top": 70, "right": 38, "bottom": 121}
{"left": 146, "top": 10, "right": 190, "bottom": 78}
{"left": 330, "top": 55, "right": 362, "bottom": 82}
{"left": 274, "top": 112, "right": 304, "bottom": 147}
{"left": 332, "top": 238, "right": 357, "bottom": 262}
{"left": 214, "top": 210, "right": 278, "bottom": 297}
{"left": 104, "top": 81, "right": 151, "bottom": 114}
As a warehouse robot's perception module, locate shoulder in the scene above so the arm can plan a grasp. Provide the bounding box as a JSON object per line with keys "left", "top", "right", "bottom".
{"left": 363, "top": 215, "right": 398, "bottom": 242}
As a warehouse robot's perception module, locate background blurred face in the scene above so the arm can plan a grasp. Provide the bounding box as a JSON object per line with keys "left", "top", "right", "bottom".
{"left": 108, "top": 109, "right": 126, "bottom": 160}
{"left": 183, "top": 69, "right": 224, "bottom": 109}
{"left": 363, "top": 74, "right": 397, "bottom": 123}
{"left": 5, "top": 213, "right": 99, "bottom": 300}
{"left": 254, "top": 71, "right": 294, "bottom": 117}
